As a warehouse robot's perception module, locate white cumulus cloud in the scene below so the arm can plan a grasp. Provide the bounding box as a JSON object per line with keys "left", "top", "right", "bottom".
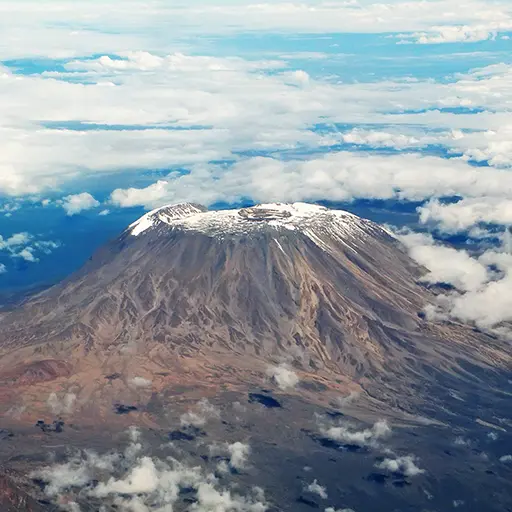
{"left": 419, "top": 198, "right": 512, "bottom": 234}
{"left": 306, "top": 480, "right": 328, "bottom": 499}
{"left": 375, "top": 455, "right": 425, "bottom": 477}
{"left": 398, "top": 228, "right": 512, "bottom": 330}
{"left": 266, "top": 363, "right": 299, "bottom": 390}
{"left": 61, "top": 192, "right": 100, "bottom": 216}
{"left": 227, "top": 442, "right": 251, "bottom": 471}
{"left": 320, "top": 419, "right": 391, "bottom": 447}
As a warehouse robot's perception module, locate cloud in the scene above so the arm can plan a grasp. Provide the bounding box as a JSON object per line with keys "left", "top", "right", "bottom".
{"left": 127, "top": 426, "right": 141, "bottom": 444}
{"left": 227, "top": 442, "right": 251, "bottom": 471}
{"left": 266, "top": 363, "right": 299, "bottom": 390}
{"left": 320, "top": 419, "right": 391, "bottom": 447}
{"left": 110, "top": 149, "right": 512, "bottom": 211}
{"left": 111, "top": 180, "right": 172, "bottom": 209}
{"left": 129, "top": 377, "right": 152, "bottom": 389}
{"left": 210, "top": 441, "right": 251, "bottom": 473}
{"left": 15, "top": 247, "right": 38, "bottom": 262}
{"left": 0, "top": 202, "right": 21, "bottom": 217}
{"left": 0, "top": 263, "right": 6, "bottom": 274}
{"left": 337, "top": 125, "right": 512, "bottom": 163}
{"left": 305, "top": 480, "right": 328, "bottom": 499}
{"left": 0, "top": 232, "right": 59, "bottom": 264}
{"left": 67, "top": 51, "right": 284, "bottom": 74}
{"left": 425, "top": 251, "right": 512, "bottom": 330}
{"left": 340, "top": 128, "right": 424, "bottom": 149}
{"left": 47, "top": 392, "right": 77, "bottom": 415}
{"left": 193, "top": 482, "right": 267, "bottom": 512}
{"left": 94, "top": 456, "right": 163, "bottom": 496}
{"left": 398, "top": 228, "right": 512, "bottom": 330}
{"left": 1, "top": 0, "right": 511, "bottom": 62}
{"left": 0, "top": 232, "right": 31, "bottom": 250}
{"left": 500, "top": 455, "right": 512, "bottom": 463}
{"left": 180, "top": 411, "right": 208, "bottom": 428}
{"left": 409, "top": 21, "right": 512, "bottom": 44}
{"left": 180, "top": 398, "right": 220, "bottom": 428}
{"left": 61, "top": 192, "right": 100, "bottom": 216}
{"left": 398, "top": 230, "right": 490, "bottom": 292}
{"left": 35, "top": 241, "right": 61, "bottom": 257}
{"left": 33, "top": 428, "right": 267, "bottom": 511}
{"left": 375, "top": 455, "right": 425, "bottom": 477}
{"left": 36, "top": 459, "right": 91, "bottom": 497}
{"left": 337, "top": 391, "right": 360, "bottom": 408}
{"left": 457, "top": 124, "right": 512, "bottom": 168}
{"left": 3, "top": 46, "right": 512, "bottom": 199}
{"left": 419, "top": 198, "right": 512, "bottom": 233}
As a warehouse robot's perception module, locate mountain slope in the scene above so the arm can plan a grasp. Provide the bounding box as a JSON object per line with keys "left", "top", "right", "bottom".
{"left": 0, "top": 203, "right": 509, "bottom": 422}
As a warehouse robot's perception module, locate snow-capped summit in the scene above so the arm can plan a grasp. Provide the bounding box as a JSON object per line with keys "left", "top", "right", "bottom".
{"left": 129, "top": 202, "right": 207, "bottom": 236}
{"left": 128, "top": 202, "right": 377, "bottom": 244}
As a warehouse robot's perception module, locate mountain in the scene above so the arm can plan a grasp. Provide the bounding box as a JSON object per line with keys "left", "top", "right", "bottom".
{"left": 1, "top": 203, "right": 512, "bottom": 512}
{"left": 0, "top": 202, "right": 509, "bottom": 423}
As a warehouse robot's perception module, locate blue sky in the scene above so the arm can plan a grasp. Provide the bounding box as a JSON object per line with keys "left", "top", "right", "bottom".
{"left": 1, "top": 0, "right": 512, "bottom": 329}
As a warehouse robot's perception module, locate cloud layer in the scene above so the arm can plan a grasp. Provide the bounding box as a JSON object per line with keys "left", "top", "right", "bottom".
{"left": 1, "top": 0, "right": 511, "bottom": 62}
{"left": 2, "top": 50, "right": 512, "bottom": 204}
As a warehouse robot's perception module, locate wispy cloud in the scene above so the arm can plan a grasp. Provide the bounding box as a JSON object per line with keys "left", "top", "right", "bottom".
{"left": 180, "top": 398, "right": 221, "bottom": 428}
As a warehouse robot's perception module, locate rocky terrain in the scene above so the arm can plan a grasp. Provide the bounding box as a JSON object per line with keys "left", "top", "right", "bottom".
{"left": 0, "top": 202, "right": 510, "bottom": 511}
